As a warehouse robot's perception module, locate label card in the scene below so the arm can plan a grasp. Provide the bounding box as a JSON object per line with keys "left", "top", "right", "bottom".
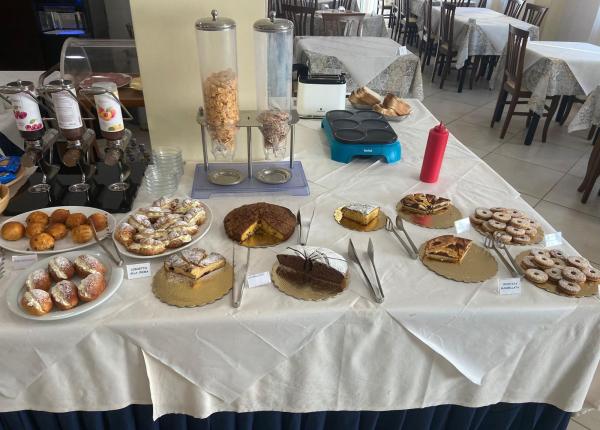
{"left": 12, "top": 254, "right": 38, "bottom": 270}
{"left": 126, "top": 262, "right": 152, "bottom": 280}
{"left": 544, "top": 232, "right": 563, "bottom": 248}
{"left": 398, "top": 46, "right": 408, "bottom": 55}
{"left": 454, "top": 217, "right": 471, "bottom": 235}
{"left": 498, "top": 278, "right": 522, "bottom": 295}
{"left": 246, "top": 272, "right": 272, "bottom": 288}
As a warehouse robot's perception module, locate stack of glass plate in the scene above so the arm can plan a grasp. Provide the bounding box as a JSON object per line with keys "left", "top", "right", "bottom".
{"left": 143, "top": 146, "right": 184, "bottom": 197}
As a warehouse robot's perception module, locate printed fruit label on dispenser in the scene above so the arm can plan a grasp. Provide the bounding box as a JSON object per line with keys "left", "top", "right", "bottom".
{"left": 93, "top": 86, "right": 124, "bottom": 132}
{"left": 8, "top": 92, "right": 43, "bottom": 132}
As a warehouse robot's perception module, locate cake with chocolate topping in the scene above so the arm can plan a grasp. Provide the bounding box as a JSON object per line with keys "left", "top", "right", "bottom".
{"left": 276, "top": 246, "right": 348, "bottom": 292}
{"left": 224, "top": 203, "right": 296, "bottom": 243}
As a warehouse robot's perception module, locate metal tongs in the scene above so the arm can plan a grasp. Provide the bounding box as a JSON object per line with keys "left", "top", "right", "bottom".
{"left": 493, "top": 231, "right": 523, "bottom": 277}
{"left": 232, "top": 245, "right": 251, "bottom": 308}
{"left": 348, "top": 238, "right": 384, "bottom": 303}
{"left": 384, "top": 216, "right": 418, "bottom": 259}
{"left": 297, "top": 208, "right": 315, "bottom": 246}
{"left": 89, "top": 222, "right": 123, "bottom": 266}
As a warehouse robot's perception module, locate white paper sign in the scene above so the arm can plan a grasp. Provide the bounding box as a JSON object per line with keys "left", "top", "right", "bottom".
{"left": 398, "top": 46, "right": 408, "bottom": 55}
{"left": 126, "top": 262, "right": 152, "bottom": 280}
{"left": 498, "top": 278, "right": 522, "bottom": 295}
{"left": 12, "top": 254, "right": 38, "bottom": 270}
{"left": 544, "top": 232, "right": 563, "bottom": 248}
{"left": 246, "top": 272, "right": 272, "bottom": 288}
{"left": 454, "top": 217, "right": 471, "bottom": 235}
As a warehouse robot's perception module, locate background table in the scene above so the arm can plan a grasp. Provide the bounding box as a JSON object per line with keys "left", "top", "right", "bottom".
{"left": 313, "top": 13, "right": 389, "bottom": 37}
{"left": 294, "top": 36, "right": 423, "bottom": 96}
{"left": 0, "top": 99, "right": 598, "bottom": 428}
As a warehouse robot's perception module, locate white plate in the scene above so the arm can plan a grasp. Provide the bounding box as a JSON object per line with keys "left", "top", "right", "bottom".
{"left": 6, "top": 250, "right": 124, "bottom": 321}
{"left": 112, "top": 202, "right": 213, "bottom": 259}
{"left": 0, "top": 206, "right": 116, "bottom": 255}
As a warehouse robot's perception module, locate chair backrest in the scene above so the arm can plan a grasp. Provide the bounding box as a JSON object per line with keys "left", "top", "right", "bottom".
{"left": 423, "top": 0, "right": 432, "bottom": 37}
{"left": 439, "top": 2, "right": 457, "bottom": 47}
{"left": 504, "top": 24, "right": 529, "bottom": 87}
{"left": 521, "top": 3, "right": 548, "bottom": 26}
{"left": 449, "top": 0, "right": 471, "bottom": 6}
{"left": 281, "top": 0, "right": 317, "bottom": 36}
{"left": 322, "top": 12, "right": 366, "bottom": 36}
{"left": 399, "top": 0, "right": 411, "bottom": 18}
{"left": 477, "top": 0, "right": 487, "bottom": 7}
{"left": 504, "top": 0, "right": 526, "bottom": 18}
{"left": 333, "top": 0, "right": 354, "bottom": 9}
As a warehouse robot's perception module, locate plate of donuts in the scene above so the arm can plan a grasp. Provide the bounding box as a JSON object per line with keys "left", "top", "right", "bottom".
{"left": 6, "top": 250, "right": 124, "bottom": 321}
{"left": 0, "top": 206, "right": 116, "bottom": 255}
{"left": 112, "top": 196, "right": 213, "bottom": 259}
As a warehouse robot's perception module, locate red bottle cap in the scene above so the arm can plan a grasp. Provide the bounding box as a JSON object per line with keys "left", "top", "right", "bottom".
{"left": 433, "top": 122, "right": 447, "bottom": 133}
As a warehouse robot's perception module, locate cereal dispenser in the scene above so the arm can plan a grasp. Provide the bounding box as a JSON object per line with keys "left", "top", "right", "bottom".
{"left": 195, "top": 10, "right": 240, "bottom": 162}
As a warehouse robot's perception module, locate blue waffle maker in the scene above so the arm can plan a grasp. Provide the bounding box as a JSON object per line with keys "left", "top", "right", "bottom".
{"left": 321, "top": 110, "right": 401, "bottom": 164}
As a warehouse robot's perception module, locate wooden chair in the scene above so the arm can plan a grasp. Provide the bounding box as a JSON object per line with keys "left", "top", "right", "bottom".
{"left": 394, "top": 0, "right": 419, "bottom": 45}
{"left": 578, "top": 131, "right": 600, "bottom": 202}
{"left": 504, "top": 0, "right": 526, "bottom": 18}
{"left": 521, "top": 3, "right": 548, "bottom": 26}
{"left": 477, "top": 0, "right": 487, "bottom": 6}
{"left": 281, "top": 0, "right": 317, "bottom": 36}
{"left": 417, "top": 0, "right": 434, "bottom": 70}
{"left": 322, "top": 12, "right": 366, "bottom": 35}
{"left": 450, "top": 0, "right": 471, "bottom": 6}
{"left": 378, "top": 0, "right": 394, "bottom": 21}
{"left": 333, "top": 0, "right": 354, "bottom": 9}
{"left": 490, "top": 25, "right": 560, "bottom": 142}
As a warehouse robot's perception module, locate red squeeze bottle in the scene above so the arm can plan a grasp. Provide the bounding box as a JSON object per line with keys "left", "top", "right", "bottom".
{"left": 420, "top": 123, "right": 449, "bottom": 183}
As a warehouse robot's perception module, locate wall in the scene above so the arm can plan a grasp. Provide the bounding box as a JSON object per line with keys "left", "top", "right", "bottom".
{"left": 104, "top": 0, "right": 133, "bottom": 39}
{"left": 129, "top": 0, "right": 265, "bottom": 160}
{"left": 531, "top": 0, "right": 600, "bottom": 41}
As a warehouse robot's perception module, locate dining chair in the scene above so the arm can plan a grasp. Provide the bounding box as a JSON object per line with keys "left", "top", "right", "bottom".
{"left": 490, "top": 25, "right": 560, "bottom": 142}
{"left": 521, "top": 3, "right": 548, "bottom": 26}
{"left": 417, "top": 0, "right": 434, "bottom": 70}
{"left": 322, "top": 12, "right": 366, "bottom": 35}
{"left": 504, "top": 0, "right": 526, "bottom": 18}
{"left": 395, "top": 0, "right": 419, "bottom": 45}
{"left": 281, "top": 0, "right": 317, "bottom": 36}
{"left": 578, "top": 132, "right": 600, "bottom": 203}
{"left": 477, "top": 0, "right": 487, "bottom": 6}
{"left": 333, "top": 0, "right": 354, "bottom": 9}
{"left": 450, "top": 0, "right": 471, "bottom": 6}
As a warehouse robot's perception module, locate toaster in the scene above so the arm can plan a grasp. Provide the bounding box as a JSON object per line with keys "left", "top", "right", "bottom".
{"left": 296, "top": 72, "right": 347, "bottom": 118}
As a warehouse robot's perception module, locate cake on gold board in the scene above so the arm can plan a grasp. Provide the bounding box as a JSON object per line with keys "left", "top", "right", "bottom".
{"left": 224, "top": 203, "right": 296, "bottom": 247}
{"left": 334, "top": 203, "right": 386, "bottom": 232}
{"left": 396, "top": 193, "right": 462, "bottom": 229}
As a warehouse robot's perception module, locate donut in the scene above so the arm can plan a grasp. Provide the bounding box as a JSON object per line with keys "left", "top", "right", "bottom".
{"left": 50, "top": 280, "right": 79, "bottom": 310}
{"left": 506, "top": 209, "right": 525, "bottom": 219}
{"left": 549, "top": 249, "right": 566, "bottom": 260}
{"left": 21, "top": 289, "right": 53, "bottom": 316}
{"left": 562, "top": 266, "right": 586, "bottom": 284}
{"left": 583, "top": 266, "right": 600, "bottom": 283}
{"left": 29, "top": 233, "right": 55, "bottom": 251}
{"left": 77, "top": 273, "right": 106, "bottom": 302}
{"left": 1, "top": 221, "right": 25, "bottom": 241}
{"left": 557, "top": 279, "right": 581, "bottom": 296}
{"left": 46, "top": 223, "right": 68, "bottom": 240}
{"left": 74, "top": 255, "right": 107, "bottom": 278}
{"left": 492, "top": 212, "right": 511, "bottom": 223}
{"left": 506, "top": 226, "right": 525, "bottom": 237}
{"left": 475, "top": 208, "right": 492, "bottom": 220}
{"left": 25, "top": 269, "right": 52, "bottom": 291}
{"left": 487, "top": 219, "right": 506, "bottom": 231}
{"left": 552, "top": 258, "right": 566, "bottom": 269}
{"left": 512, "top": 235, "right": 531, "bottom": 245}
{"left": 510, "top": 218, "right": 528, "bottom": 228}
{"left": 490, "top": 207, "right": 508, "bottom": 213}
{"left": 25, "top": 222, "right": 46, "bottom": 239}
{"left": 48, "top": 256, "right": 75, "bottom": 281}
{"left": 525, "top": 268, "right": 549, "bottom": 284}
{"left": 65, "top": 213, "right": 88, "bottom": 229}
{"left": 521, "top": 255, "right": 538, "bottom": 270}
{"left": 49, "top": 208, "right": 70, "bottom": 224}
{"left": 469, "top": 215, "right": 484, "bottom": 225}
{"left": 534, "top": 254, "right": 555, "bottom": 269}
{"left": 567, "top": 256, "right": 589, "bottom": 271}
{"left": 88, "top": 213, "right": 108, "bottom": 231}
{"left": 482, "top": 221, "right": 496, "bottom": 233}
{"left": 26, "top": 211, "right": 49, "bottom": 226}
{"left": 495, "top": 232, "right": 512, "bottom": 244}
{"left": 544, "top": 267, "right": 562, "bottom": 283}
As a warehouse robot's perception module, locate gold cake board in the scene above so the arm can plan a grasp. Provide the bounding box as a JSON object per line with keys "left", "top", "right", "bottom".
{"left": 333, "top": 207, "right": 387, "bottom": 232}
{"left": 473, "top": 224, "right": 544, "bottom": 246}
{"left": 271, "top": 262, "right": 349, "bottom": 301}
{"left": 419, "top": 243, "right": 498, "bottom": 283}
{"left": 396, "top": 203, "right": 463, "bottom": 229}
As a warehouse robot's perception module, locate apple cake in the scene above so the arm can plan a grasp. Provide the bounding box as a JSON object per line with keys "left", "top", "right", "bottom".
{"left": 224, "top": 202, "right": 296, "bottom": 243}
{"left": 424, "top": 235, "right": 473, "bottom": 264}
{"left": 401, "top": 193, "right": 451, "bottom": 215}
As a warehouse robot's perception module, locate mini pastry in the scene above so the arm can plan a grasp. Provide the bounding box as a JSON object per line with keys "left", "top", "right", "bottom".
{"left": 30, "top": 233, "right": 55, "bottom": 251}
{"left": 135, "top": 228, "right": 169, "bottom": 242}
{"left": 475, "top": 208, "right": 493, "bottom": 220}
{"left": 71, "top": 225, "right": 93, "bottom": 243}
{"left": 88, "top": 213, "right": 108, "bottom": 231}
{"left": 48, "top": 256, "right": 75, "bottom": 281}
{"left": 115, "top": 222, "right": 136, "bottom": 246}
{"left": 152, "top": 196, "right": 175, "bottom": 209}
{"left": 46, "top": 223, "right": 68, "bottom": 240}
{"left": 173, "top": 198, "right": 199, "bottom": 214}
{"left": 562, "top": 266, "right": 586, "bottom": 285}
{"left": 469, "top": 215, "right": 484, "bottom": 225}
{"left": 341, "top": 203, "right": 380, "bottom": 226}
{"left": 530, "top": 249, "right": 549, "bottom": 258}
{"left": 487, "top": 220, "right": 506, "bottom": 231}
{"left": 492, "top": 212, "right": 511, "bottom": 223}
{"left": 506, "top": 226, "right": 525, "bottom": 237}
{"left": 1, "top": 221, "right": 25, "bottom": 241}
{"left": 137, "top": 206, "right": 167, "bottom": 220}
{"left": 583, "top": 266, "right": 600, "bottom": 282}
{"left": 74, "top": 255, "right": 107, "bottom": 277}
{"left": 165, "top": 230, "right": 192, "bottom": 249}
{"left": 549, "top": 249, "right": 566, "bottom": 260}
{"left": 153, "top": 214, "right": 182, "bottom": 230}
{"left": 127, "top": 238, "right": 166, "bottom": 256}
{"left": 77, "top": 273, "right": 106, "bottom": 302}
{"left": 183, "top": 207, "right": 207, "bottom": 225}
{"left": 552, "top": 258, "right": 566, "bottom": 269}
{"left": 128, "top": 213, "right": 152, "bottom": 230}
{"left": 566, "top": 256, "right": 589, "bottom": 271}
{"left": 65, "top": 212, "right": 88, "bottom": 229}
{"left": 533, "top": 254, "right": 554, "bottom": 269}
{"left": 544, "top": 267, "right": 563, "bottom": 283}
{"left": 50, "top": 280, "right": 79, "bottom": 310}
{"left": 424, "top": 235, "right": 472, "bottom": 264}
{"left": 524, "top": 268, "right": 548, "bottom": 284}
{"left": 512, "top": 235, "right": 531, "bottom": 245}
{"left": 557, "top": 279, "right": 581, "bottom": 296}
{"left": 25, "top": 222, "right": 46, "bottom": 238}
{"left": 521, "top": 255, "right": 538, "bottom": 270}
{"left": 21, "top": 289, "right": 53, "bottom": 316}
{"left": 170, "top": 221, "right": 199, "bottom": 236}
{"left": 401, "top": 194, "right": 450, "bottom": 215}
{"left": 26, "top": 211, "right": 49, "bottom": 226}
{"left": 49, "top": 208, "right": 70, "bottom": 224}
{"left": 25, "top": 269, "right": 52, "bottom": 291}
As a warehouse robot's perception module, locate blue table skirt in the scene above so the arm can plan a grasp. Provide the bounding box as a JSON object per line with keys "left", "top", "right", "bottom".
{"left": 0, "top": 403, "right": 570, "bottom": 430}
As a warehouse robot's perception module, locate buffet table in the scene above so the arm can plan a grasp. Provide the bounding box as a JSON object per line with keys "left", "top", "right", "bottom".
{"left": 0, "top": 100, "right": 598, "bottom": 429}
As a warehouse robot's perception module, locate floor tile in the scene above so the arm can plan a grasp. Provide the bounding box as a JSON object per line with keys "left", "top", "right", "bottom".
{"left": 447, "top": 120, "right": 507, "bottom": 153}
{"left": 495, "top": 139, "right": 584, "bottom": 173}
{"left": 544, "top": 174, "right": 600, "bottom": 219}
{"left": 520, "top": 193, "right": 540, "bottom": 207}
{"left": 569, "top": 149, "right": 594, "bottom": 179}
{"left": 567, "top": 420, "right": 590, "bottom": 430}
{"left": 422, "top": 95, "right": 478, "bottom": 124}
{"left": 535, "top": 201, "right": 600, "bottom": 263}
{"left": 482, "top": 153, "right": 565, "bottom": 198}
{"left": 574, "top": 410, "right": 600, "bottom": 430}
{"left": 512, "top": 122, "right": 595, "bottom": 152}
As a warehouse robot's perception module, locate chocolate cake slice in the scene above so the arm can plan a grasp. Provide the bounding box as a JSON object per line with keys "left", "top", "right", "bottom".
{"left": 276, "top": 246, "right": 348, "bottom": 292}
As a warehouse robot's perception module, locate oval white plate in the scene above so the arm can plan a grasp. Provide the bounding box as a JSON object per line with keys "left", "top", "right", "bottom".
{"left": 0, "top": 206, "right": 116, "bottom": 255}
{"left": 7, "top": 250, "right": 124, "bottom": 321}
{"left": 112, "top": 202, "right": 212, "bottom": 259}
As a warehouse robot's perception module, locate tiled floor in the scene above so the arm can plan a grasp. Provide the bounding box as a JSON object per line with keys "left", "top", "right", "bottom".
{"left": 418, "top": 62, "right": 600, "bottom": 430}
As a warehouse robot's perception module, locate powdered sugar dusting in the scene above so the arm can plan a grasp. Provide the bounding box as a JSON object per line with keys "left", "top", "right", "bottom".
{"left": 344, "top": 203, "right": 378, "bottom": 216}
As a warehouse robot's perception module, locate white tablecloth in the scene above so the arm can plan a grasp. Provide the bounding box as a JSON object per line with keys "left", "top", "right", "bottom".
{"left": 1, "top": 100, "right": 599, "bottom": 419}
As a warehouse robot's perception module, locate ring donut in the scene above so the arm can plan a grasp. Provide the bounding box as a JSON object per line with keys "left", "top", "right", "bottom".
{"left": 567, "top": 256, "right": 589, "bottom": 271}
{"left": 525, "top": 268, "right": 549, "bottom": 284}
{"left": 544, "top": 267, "right": 562, "bottom": 283}
{"left": 583, "top": 266, "right": 600, "bottom": 283}
{"left": 506, "top": 225, "right": 525, "bottom": 237}
{"left": 534, "top": 254, "right": 555, "bottom": 269}
{"left": 549, "top": 249, "right": 566, "bottom": 260}
{"left": 492, "top": 212, "right": 511, "bottom": 223}
{"left": 557, "top": 279, "right": 581, "bottom": 296}
{"left": 562, "top": 266, "right": 586, "bottom": 284}
{"left": 475, "top": 208, "right": 493, "bottom": 220}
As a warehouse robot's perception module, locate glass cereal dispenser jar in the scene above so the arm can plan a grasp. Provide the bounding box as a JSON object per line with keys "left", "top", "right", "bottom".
{"left": 195, "top": 10, "right": 240, "bottom": 160}
{"left": 253, "top": 12, "right": 293, "bottom": 160}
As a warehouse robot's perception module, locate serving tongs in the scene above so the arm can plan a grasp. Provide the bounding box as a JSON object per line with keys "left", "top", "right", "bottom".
{"left": 483, "top": 234, "right": 519, "bottom": 278}
{"left": 297, "top": 208, "right": 315, "bottom": 246}
{"left": 232, "top": 245, "right": 251, "bottom": 308}
{"left": 89, "top": 222, "right": 123, "bottom": 267}
{"left": 384, "top": 217, "right": 417, "bottom": 259}
{"left": 348, "top": 238, "right": 384, "bottom": 303}
{"left": 493, "top": 231, "right": 523, "bottom": 277}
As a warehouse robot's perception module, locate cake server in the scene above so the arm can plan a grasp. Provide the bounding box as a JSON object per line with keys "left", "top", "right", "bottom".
{"left": 367, "top": 238, "right": 385, "bottom": 300}
{"left": 348, "top": 239, "right": 383, "bottom": 303}
{"left": 484, "top": 235, "right": 519, "bottom": 278}
{"left": 385, "top": 217, "right": 416, "bottom": 259}
{"left": 395, "top": 216, "right": 420, "bottom": 257}
{"left": 233, "top": 246, "right": 250, "bottom": 308}
{"left": 296, "top": 210, "right": 302, "bottom": 245}
{"left": 297, "top": 208, "right": 315, "bottom": 246}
